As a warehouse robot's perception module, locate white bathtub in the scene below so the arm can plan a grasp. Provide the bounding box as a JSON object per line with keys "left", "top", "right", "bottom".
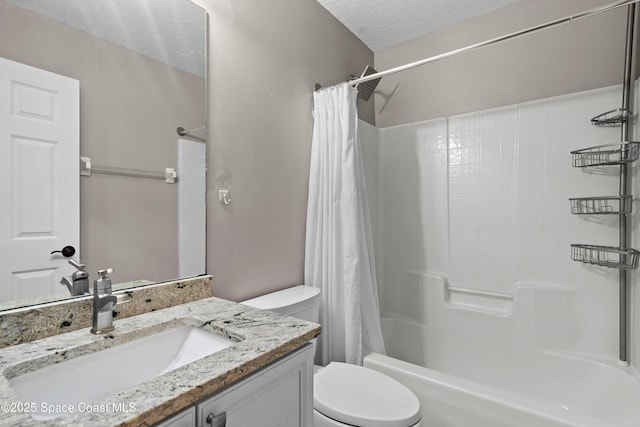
{"left": 365, "top": 274, "right": 640, "bottom": 427}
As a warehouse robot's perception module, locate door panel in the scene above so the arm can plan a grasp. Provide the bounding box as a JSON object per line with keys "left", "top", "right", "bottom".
{"left": 0, "top": 57, "right": 79, "bottom": 303}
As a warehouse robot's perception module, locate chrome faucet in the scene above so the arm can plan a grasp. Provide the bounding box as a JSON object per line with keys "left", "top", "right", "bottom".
{"left": 60, "top": 259, "right": 90, "bottom": 296}
{"left": 91, "top": 268, "right": 130, "bottom": 334}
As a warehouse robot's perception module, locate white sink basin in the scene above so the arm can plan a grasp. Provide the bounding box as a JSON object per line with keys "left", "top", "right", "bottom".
{"left": 9, "top": 326, "right": 235, "bottom": 420}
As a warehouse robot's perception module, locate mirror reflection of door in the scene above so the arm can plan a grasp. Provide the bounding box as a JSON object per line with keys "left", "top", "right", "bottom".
{"left": 0, "top": 57, "right": 79, "bottom": 302}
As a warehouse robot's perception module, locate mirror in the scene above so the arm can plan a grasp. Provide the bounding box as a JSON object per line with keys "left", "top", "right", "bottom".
{"left": 0, "top": 0, "right": 207, "bottom": 310}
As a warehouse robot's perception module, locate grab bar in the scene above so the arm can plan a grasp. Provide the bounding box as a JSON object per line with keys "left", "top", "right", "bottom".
{"left": 447, "top": 286, "right": 513, "bottom": 301}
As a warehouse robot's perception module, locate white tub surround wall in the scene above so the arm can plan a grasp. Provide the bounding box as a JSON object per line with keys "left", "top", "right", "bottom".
{"left": 364, "top": 82, "right": 636, "bottom": 365}
{"left": 375, "top": 273, "right": 640, "bottom": 426}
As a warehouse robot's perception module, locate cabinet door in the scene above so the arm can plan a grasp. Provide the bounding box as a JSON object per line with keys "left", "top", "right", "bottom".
{"left": 155, "top": 406, "right": 196, "bottom": 427}
{"left": 197, "top": 344, "right": 314, "bottom": 427}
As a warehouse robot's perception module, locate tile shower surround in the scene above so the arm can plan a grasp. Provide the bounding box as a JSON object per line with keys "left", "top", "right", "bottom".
{"left": 364, "top": 83, "right": 640, "bottom": 373}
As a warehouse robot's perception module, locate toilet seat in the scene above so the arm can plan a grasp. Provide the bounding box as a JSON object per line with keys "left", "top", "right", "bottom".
{"left": 314, "top": 362, "right": 421, "bottom": 427}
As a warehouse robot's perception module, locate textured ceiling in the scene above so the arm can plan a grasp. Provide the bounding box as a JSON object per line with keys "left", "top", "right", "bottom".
{"left": 8, "top": 0, "right": 206, "bottom": 78}
{"left": 316, "top": 0, "right": 520, "bottom": 51}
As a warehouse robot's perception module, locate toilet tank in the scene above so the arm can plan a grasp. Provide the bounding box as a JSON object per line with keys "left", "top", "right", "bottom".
{"left": 241, "top": 285, "right": 320, "bottom": 323}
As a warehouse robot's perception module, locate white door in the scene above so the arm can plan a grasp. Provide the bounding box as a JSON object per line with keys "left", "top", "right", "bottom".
{"left": 0, "top": 57, "right": 79, "bottom": 303}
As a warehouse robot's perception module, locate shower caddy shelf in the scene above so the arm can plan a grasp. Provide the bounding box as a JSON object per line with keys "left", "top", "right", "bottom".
{"left": 590, "top": 108, "right": 633, "bottom": 127}
{"left": 571, "top": 244, "right": 640, "bottom": 270}
{"left": 569, "top": 136, "right": 640, "bottom": 271}
{"left": 571, "top": 141, "right": 640, "bottom": 167}
{"left": 569, "top": 195, "right": 632, "bottom": 215}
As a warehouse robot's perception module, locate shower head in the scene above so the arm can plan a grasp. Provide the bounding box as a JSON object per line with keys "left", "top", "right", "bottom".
{"left": 353, "top": 65, "right": 381, "bottom": 102}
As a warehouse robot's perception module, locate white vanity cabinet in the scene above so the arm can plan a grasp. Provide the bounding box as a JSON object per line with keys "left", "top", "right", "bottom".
{"left": 156, "top": 344, "right": 314, "bottom": 427}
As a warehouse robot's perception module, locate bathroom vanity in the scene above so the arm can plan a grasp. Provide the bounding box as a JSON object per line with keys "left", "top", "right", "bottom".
{"left": 157, "top": 345, "right": 313, "bottom": 427}
{"left": 0, "top": 294, "right": 320, "bottom": 426}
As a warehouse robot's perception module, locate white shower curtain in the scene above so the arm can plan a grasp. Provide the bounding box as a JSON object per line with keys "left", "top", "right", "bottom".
{"left": 305, "top": 82, "right": 386, "bottom": 366}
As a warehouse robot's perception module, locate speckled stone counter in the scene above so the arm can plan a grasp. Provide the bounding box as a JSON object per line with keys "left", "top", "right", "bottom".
{"left": 0, "top": 297, "right": 320, "bottom": 426}
{"left": 0, "top": 276, "right": 213, "bottom": 349}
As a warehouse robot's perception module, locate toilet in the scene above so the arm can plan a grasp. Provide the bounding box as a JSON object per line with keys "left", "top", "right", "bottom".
{"left": 242, "top": 285, "right": 422, "bottom": 427}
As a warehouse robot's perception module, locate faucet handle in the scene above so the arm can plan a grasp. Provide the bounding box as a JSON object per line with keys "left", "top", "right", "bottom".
{"left": 68, "top": 259, "right": 85, "bottom": 271}
{"left": 97, "top": 268, "right": 114, "bottom": 278}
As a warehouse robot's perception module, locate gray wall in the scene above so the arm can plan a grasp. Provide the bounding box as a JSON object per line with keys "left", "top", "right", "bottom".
{"left": 374, "top": 0, "right": 629, "bottom": 127}
{"left": 0, "top": 1, "right": 205, "bottom": 284}
{"left": 194, "top": 0, "right": 374, "bottom": 301}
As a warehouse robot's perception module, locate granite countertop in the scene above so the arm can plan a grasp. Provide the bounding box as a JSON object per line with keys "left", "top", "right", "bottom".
{"left": 0, "top": 297, "right": 321, "bottom": 426}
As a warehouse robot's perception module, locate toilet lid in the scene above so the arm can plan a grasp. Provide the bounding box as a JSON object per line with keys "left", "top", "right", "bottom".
{"left": 314, "top": 362, "right": 421, "bottom": 427}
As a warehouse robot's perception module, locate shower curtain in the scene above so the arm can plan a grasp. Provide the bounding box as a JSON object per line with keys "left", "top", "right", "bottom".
{"left": 305, "top": 82, "right": 386, "bottom": 366}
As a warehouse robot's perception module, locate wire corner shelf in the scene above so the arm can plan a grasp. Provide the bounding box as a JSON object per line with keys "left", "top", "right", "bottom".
{"left": 571, "top": 141, "right": 640, "bottom": 167}
{"left": 590, "top": 108, "right": 633, "bottom": 127}
{"left": 571, "top": 244, "right": 640, "bottom": 270}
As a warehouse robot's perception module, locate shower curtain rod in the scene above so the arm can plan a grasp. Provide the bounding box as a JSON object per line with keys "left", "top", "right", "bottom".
{"left": 349, "top": 0, "right": 640, "bottom": 87}
{"left": 176, "top": 125, "right": 207, "bottom": 142}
